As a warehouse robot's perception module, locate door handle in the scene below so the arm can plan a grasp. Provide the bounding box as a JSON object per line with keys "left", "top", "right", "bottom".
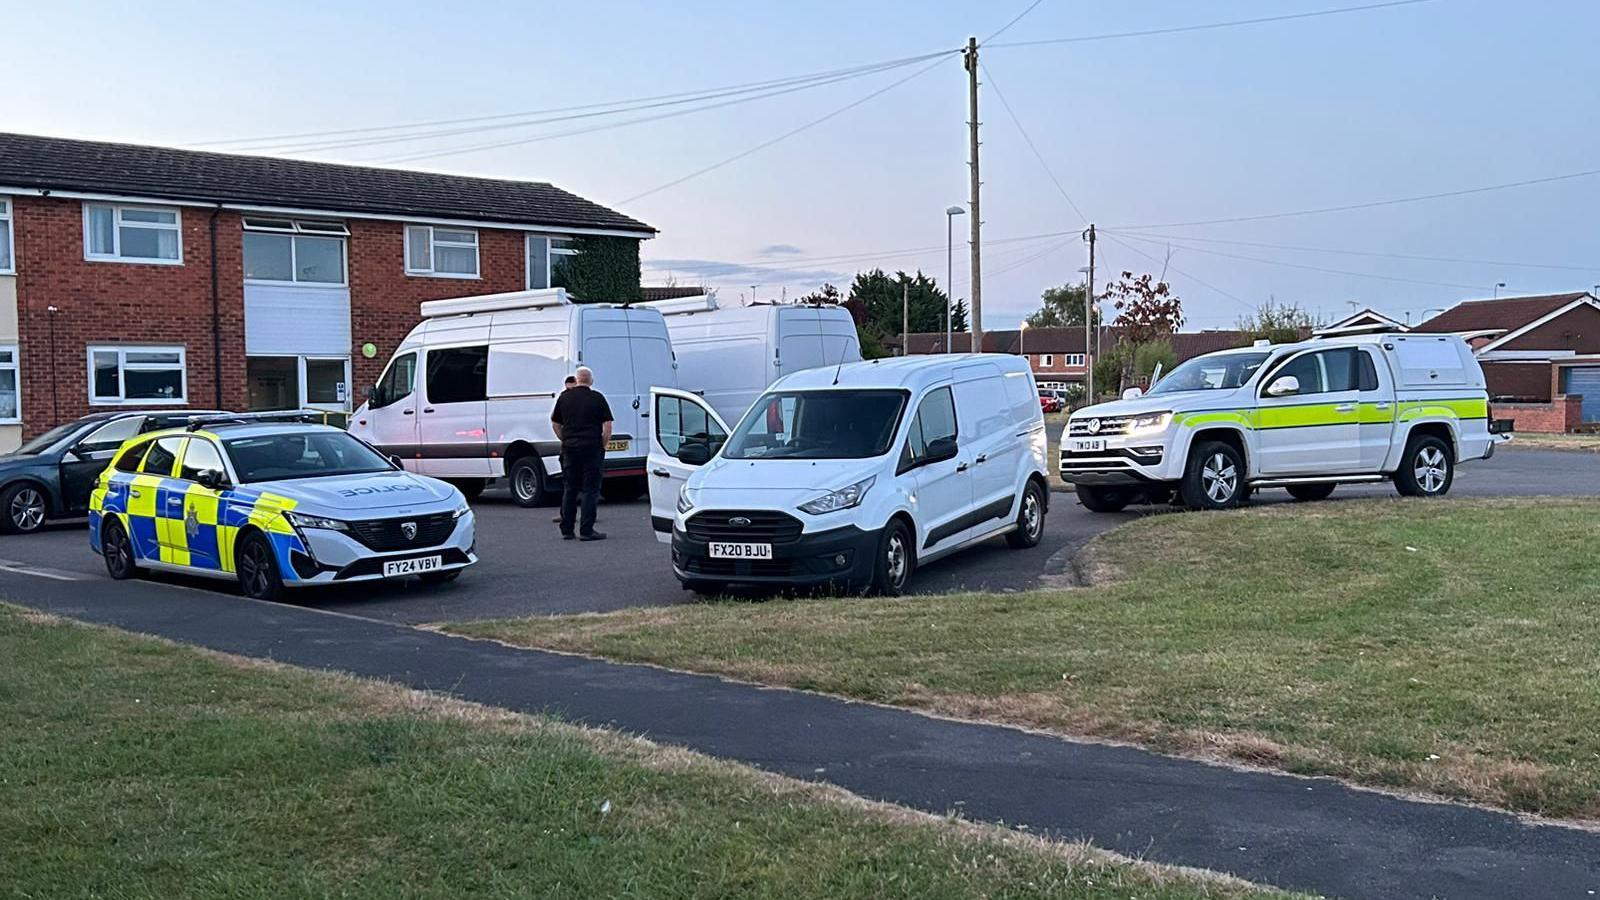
{"left": 402, "top": 409, "right": 415, "bottom": 416}
{"left": 975, "top": 453, "right": 989, "bottom": 464}
{"left": 422, "top": 407, "right": 435, "bottom": 414}
{"left": 651, "top": 467, "right": 671, "bottom": 478}
{"left": 1375, "top": 401, "right": 1392, "bottom": 409}
{"left": 1335, "top": 403, "right": 1356, "bottom": 412}
{"left": 955, "top": 462, "right": 970, "bottom": 473}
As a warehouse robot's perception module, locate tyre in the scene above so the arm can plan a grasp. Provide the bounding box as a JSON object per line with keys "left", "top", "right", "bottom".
{"left": 235, "top": 532, "right": 285, "bottom": 602}
{"left": 101, "top": 517, "right": 138, "bottom": 580}
{"left": 447, "top": 479, "right": 486, "bottom": 502}
{"left": 1286, "top": 483, "right": 1337, "bottom": 502}
{"left": 507, "top": 456, "right": 551, "bottom": 508}
{"left": 1075, "top": 485, "right": 1131, "bottom": 513}
{"left": 1395, "top": 434, "right": 1454, "bottom": 498}
{"left": 1006, "top": 480, "right": 1047, "bottom": 549}
{"left": 0, "top": 482, "right": 48, "bottom": 534}
{"left": 420, "top": 569, "right": 461, "bottom": 585}
{"left": 600, "top": 475, "right": 646, "bottom": 503}
{"left": 868, "top": 519, "right": 915, "bottom": 596}
{"left": 1180, "top": 441, "right": 1245, "bottom": 511}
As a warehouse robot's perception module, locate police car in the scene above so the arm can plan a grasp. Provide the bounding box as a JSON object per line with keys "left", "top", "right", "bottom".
{"left": 88, "top": 416, "right": 476, "bottom": 600}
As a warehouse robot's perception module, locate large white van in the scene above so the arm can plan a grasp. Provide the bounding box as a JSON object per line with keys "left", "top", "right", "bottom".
{"left": 639, "top": 295, "right": 861, "bottom": 425}
{"left": 647, "top": 354, "right": 1050, "bottom": 596}
{"left": 350, "top": 289, "right": 675, "bottom": 506}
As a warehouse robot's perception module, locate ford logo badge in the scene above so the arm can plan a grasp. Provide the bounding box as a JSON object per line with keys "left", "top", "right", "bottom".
{"left": 1087, "top": 418, "right": 1102, "bottom": 434}
{"left": 401, "top": 521, "right": 418, "bottom": 541}
{"left": 728, "top": 516, "right": 752, "bottom": 528}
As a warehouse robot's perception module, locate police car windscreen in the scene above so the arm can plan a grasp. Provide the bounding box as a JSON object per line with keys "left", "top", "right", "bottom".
{"left": 1147, "top": 351, "right": 1271, "bottom": 395}
{"left": 722, "top": 390, "right": 907, "bottom": 460}
{"left": 224, "top": 432, "right": 394, "bottom": 483}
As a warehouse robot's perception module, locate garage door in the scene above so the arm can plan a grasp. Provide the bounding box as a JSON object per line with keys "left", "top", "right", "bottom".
{"left": 1562, "top": 366, "right": 1600, "bottom": 423}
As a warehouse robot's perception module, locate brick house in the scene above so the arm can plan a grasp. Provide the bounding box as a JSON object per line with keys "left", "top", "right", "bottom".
{"left": 1414, "top": 292, "right": 1600, "bottom": 432}
{"left": 0, "top": 132, "right": 654, "bottom": 449}
{"left": 899, "top": 327, "right": 1263, "bottom": 389}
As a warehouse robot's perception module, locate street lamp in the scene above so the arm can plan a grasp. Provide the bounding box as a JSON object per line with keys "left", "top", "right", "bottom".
{"left": 945, "top": 205, "right": 966, "bottom": 352}
{"left": 1493, "top": 282, "right": 1507, "bottom": 299}
{"left": 1019, "top": 320, "right": 1029, "bottom": 365}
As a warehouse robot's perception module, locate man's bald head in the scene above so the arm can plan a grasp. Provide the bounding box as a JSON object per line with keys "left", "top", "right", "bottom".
{"left": 575, "top": 366, "right": 594, "bottom": 386}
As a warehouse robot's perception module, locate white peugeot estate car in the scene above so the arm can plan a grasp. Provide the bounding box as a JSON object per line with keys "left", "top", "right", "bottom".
{"left": 646, "top": 354, "right": 1052, "bottom": 596}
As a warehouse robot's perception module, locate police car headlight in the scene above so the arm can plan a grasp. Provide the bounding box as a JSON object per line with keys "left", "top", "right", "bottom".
{"left": 1129, "top": 412, "right": 1173, "bottom": 435}
{"left": 451, "top": 503, "right": 470, "bottom": 520}
{"left": 676, "top": 485, "right": 695, "bottom": 515}
{"left": 798, "top": 475, "right": 875, "bottom": 515}
{"left": 285, "top": 511, "right": 349, "bottom": 532}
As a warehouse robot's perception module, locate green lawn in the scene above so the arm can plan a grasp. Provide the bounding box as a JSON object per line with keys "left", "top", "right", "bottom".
{"left": 1505, "top": 432, "right": 1600, "bottom": 453}
{"left": 0, "top": 606, "right": 1288, "bottom": 900}
{"left": 447, "top": 499, "right": 1600, "bottom": 820}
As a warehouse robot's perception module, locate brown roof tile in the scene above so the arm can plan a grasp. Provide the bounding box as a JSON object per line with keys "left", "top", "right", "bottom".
{"left": 1412, "top": 293, "right": 1590, "bottom": 334}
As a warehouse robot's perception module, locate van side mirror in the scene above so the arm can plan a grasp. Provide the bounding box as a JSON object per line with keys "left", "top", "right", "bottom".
{"left": 1266, "top": 375, "right": 1301, "bottom": 397}
{"left": 1121, "top": 387, "right": 1143, "bottom": 400}
{"left": 926, "top": 435, "right": 959, "bottom": 463}
{"left": 677, "top": 441, "right": 712, "bottom": 466}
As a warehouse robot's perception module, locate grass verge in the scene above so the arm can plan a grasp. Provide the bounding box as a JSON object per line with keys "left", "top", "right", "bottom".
{"left": 0, "top": 605, "right": 1289, "bottom": 899}
{"left": 1504, "top": 433, "right": 1600, "bottom": 453}
{"left": 447, "top": 498, "right": 1600, "bottom": 820}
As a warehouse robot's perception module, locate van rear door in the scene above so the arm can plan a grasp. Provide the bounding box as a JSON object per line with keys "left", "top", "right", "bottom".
{"left": 578, "top": 307, "right": 643, "bottom": 465}
{"left": 647, "top": 388, "right": 730, "bottom": 544}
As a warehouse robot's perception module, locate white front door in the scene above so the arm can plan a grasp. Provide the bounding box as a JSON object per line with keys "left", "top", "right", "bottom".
{"left": 648, "top": 388, "right": 730, "bottom": 544}
{"left": 900, "top": 385, "right": 975, "bottom": 553}
{"left": 1255, "top": 348, "right": 1362, "bottom": 475}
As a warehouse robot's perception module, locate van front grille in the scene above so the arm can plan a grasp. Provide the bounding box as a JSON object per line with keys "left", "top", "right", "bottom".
{"left": 685, "top": 510, "right": 803, "bottom": 544}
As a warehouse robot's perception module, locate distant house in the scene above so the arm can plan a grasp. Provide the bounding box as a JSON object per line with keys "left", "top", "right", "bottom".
{"left": 898, "top": 327, "right": 1265, "bottom": 389}
{"left": 1323, "top": 308, "right": 1410, "bottom": 333}
{"left": 1414, "top": 292, "right": 1600, "bottom": 431}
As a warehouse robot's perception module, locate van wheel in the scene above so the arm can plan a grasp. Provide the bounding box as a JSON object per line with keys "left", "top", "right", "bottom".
{"left": 101, "top": 518, "right": 139, "bottom": 580}
{"left": 1006, "top": 481, "right": 1047, "bottom": 549}
{"left": 1181, "top": 441, "right": 1245, "bottom": 511}
{"left": 600, "top": 476, "right": 646, "bottom": 503}
{"left": 1, "top": 482, "right": 48, "bottom": 534}
{"left": 1395, "top": 435, "right": 1454, "bottom": 498}
{"left": 869, "top": 520, "right": 915, "bottom": 596}
{"left": 235, "top": 532, "right": 285, "bottom": 602}
{"left": 447, "top": 479, "right": 486, "bottom": 502}
{"left": 1075, "top": 485, "right": 1130, "bottom": 513}
{"left": 508, "top": 456, "right": 551, "bottom": 508}
{"left": 1287, "top": 483, "right": 1337, "bottom": 502}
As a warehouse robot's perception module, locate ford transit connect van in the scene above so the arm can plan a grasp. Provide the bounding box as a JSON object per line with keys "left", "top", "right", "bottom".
{"left": 647, "top": 354, "right": 1051, "bottom": 595}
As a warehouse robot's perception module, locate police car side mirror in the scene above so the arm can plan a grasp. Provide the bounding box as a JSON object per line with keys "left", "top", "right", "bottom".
{"left": 1266, "top": 375, "right": 1300, "bottom": 397}
{"left": 196, "top": 469, "right": 227, "bottom": 491}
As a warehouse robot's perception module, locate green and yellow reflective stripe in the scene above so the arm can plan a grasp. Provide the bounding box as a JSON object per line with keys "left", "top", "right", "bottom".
{"left": 1173, "top": 398, "right": 1482, "bottom": 430}
{"left": 1172, "top": 410, "right": 1253, "bottom": 429}
{"left": 1398, "top": 398, "right": 1486, "bottom": 421}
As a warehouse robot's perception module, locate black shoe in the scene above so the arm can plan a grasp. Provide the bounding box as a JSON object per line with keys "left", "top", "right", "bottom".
{"left": 579, "top": 531, "right": 607, "bottom": 542}
{"left": 551, "top": 516, "right": 562, "bottom": 523}
{"left": 561, "top": 531, "right": 576, "bottom": 540}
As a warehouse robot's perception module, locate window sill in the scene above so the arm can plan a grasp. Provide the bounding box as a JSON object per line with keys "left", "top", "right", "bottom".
{"left": 244, "top": 278, "right": 349, "bottom": 288}
{"left": 0, "top": 269, "right": 14, "bottom": 277}
{"left": 89, "top": 398, "right": 189, "bottom": 407}
{"left": 404, "top": 271, "right": 481, "bottom": 280}
{"left": 84, "top": 256, "right": 185, "bottom": 267}
{"left": 0, "top": 418, "right": 20, "bottom": 426}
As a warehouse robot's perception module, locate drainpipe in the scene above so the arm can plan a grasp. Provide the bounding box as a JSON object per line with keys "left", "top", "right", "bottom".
{"left": 209, "top": 205, "right": 223, "bottom": 409}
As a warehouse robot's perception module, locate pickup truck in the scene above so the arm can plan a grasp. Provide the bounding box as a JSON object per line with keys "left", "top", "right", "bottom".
{"left": 1059, "top": 332, "right": 1509, "bottom": 511}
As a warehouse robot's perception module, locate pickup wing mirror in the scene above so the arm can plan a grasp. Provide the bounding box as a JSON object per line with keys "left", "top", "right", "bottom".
{"left": 1265, "top": 375, "right": 1301, "bottom": 397}
{"left": 1121, "top": 387, "right": 1143, "bottom": 400}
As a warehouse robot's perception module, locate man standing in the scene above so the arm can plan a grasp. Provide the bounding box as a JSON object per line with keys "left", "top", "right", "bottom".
{"left": 550, "top": 366, "right": 611, "bottom": 541}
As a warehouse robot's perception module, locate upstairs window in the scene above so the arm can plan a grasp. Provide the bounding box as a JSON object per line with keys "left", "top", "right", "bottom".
{"left": 1066, "top": 353, "right": 1085, "bottom": 367}
{"left": 0, "top": 198, "right": 13, "bottom": 273}
{"left": 85, "top": 203, "right": 182, "bottom": 263}
{"left": 526, "top": 234, "right": 579, "bottom": 289}
{"left": 405, "top": 225, "right": 478, "bottom": 277}
{"left": 243, "top": 218, "right": 348, "bottom": 284}
{"left": 1040, "top": 354, "right": 1054, "bottom": 368}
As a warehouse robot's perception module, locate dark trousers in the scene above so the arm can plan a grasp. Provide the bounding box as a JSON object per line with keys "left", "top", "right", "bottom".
{"left": 559, "top": 444, "right": 604, "bottom": 536}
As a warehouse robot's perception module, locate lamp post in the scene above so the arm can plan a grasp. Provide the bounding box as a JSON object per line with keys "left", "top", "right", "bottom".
{"left": 1493, "top": 282, "right": 1507, "bottom": 299}
{"left": 1019, "top": 320, "right": 1029, "bottom": 369}
{"left": 945, "top": 205, "right": 966, "bottom": 352}
{"left": 1078, "top": 265, "right": 1093, "bottom": 401}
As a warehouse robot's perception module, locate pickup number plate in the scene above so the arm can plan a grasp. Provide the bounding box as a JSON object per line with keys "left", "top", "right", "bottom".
{"left": 383, "top": 556, "right": 443, "bottom": 577}
{"left": 709, "top": 542, "right": 773, "bottom": 560}
{"left": 606, "top": 439, "right": 629, "bottom": 453}
{"left": 1070, "top": 438, "right": 1106, "bottom": 453}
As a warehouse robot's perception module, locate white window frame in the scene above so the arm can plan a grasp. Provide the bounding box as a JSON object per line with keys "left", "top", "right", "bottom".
{"left": 525, "top": 234, "right": 579, "bottom": 289}
{"left": 0, "top": 198, "right": 14, "bottom": 274}
{"left": 83, "top": 203, "right": 184, "bottom": 265}
{"left": 1040, "top": 354, "right": 1054, "bottom": 368}
{"left": 1066, "top": 353, "right": 1085, "bottom": 367}
{"left": 0, "top": 344, "right": 19, "bottom": 424}
{"left": 242, "top": 217, "right": 349, "bottom": 286}
{"left": 405, "top": 224, "right": 479, "bottom": 279}
{"left": 87, "top": 345, "right": 188, "bottom": 406}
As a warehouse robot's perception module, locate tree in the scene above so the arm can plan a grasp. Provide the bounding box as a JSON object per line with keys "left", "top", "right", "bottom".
{"left": 951, "top": 298, "right": 969, "bottom": 333}
{"left": 1104, "top": 271, "right": 1183, "bottom": 344}
{"left": 798, "top": 283, "right": 843, "bottom": 306}
{"left": 847, "top": 268, "right": 951, "bottom": 352}
{"left": 1024, "top": 283, "right": 1101, "bottom": 329}
{"left": 1238, "top": 297, "right": 1319, "bottom": 344}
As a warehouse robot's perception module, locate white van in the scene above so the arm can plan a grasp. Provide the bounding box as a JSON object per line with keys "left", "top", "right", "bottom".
{"left": 350, "top": 289, "right": 675, "bottom": 506}
{"left": 647, "top": 354, "right": 1051, "bottom": 596}
{"left": 639, "top": 294, "right": 861, "bottom": 425}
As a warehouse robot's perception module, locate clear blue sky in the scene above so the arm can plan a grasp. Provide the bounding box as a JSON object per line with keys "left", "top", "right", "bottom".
{"left": 5, "top": 0, "right": 1597, "bottom": 329}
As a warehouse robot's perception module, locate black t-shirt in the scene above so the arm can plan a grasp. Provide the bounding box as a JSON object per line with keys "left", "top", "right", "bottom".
{"left": 551, "top": 386, "right": 614, "bottom": 448}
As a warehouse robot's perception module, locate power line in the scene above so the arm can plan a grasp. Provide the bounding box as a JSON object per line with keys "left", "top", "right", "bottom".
{"left": 1100, "top": 229, "right": 1600, "bottom": 273}
{"left": 1111, "top": 231, "right": 1489, "bottom": 290}
{"left": 983, "top": 0, "right": 1047, "bottom": 44}
{"left": 1100, "top": 233, "right": 1258, "bottom": 311}
{"left": 644, "top": 228, "right": 1082, "bottom": 277}
{"left": 1113, "top": 167, "right": 1600, "bottom": 230}
{"left": 192, "top": 51, "right": 957, "bottom": 151}
{"left": 616, "top": 54, "right": 951, "bottom": 206}
{"left": 986, "top": 0, "right": 1434, "bottom": 48}
{"left": 979, "top": 60, "right": 1090, "bottom": 223}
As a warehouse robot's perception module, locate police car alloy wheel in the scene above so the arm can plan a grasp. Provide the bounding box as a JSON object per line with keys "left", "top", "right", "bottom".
{"left": 236, "top": 533, "right": 284, "bottom": 601}
{"left": 102, "top": 519, "right": 137, "bottom": 580}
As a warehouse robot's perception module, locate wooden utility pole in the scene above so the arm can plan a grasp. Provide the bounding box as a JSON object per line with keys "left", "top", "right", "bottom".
{"left": 1084, "top": 224, "right": 1096, "bottom": 401}
{"left": 901, "top": 279, "right": 910, "bottom": 356}
{"left": 964, "top": 36, "right": 983, "bottom": 352}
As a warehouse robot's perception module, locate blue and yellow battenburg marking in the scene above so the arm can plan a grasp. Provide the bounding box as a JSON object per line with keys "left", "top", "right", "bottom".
{"left": 89, "top": 435, "right": 310, "bottom": 581}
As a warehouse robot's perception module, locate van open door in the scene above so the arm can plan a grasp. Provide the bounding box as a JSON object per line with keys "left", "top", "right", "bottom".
{"left": 647, "top": 388, "right": 730, "bottom": 545}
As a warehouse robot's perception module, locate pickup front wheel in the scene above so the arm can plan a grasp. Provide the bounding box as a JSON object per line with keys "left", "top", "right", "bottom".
{"left": 1181, "top": 441, "right": 1245, "bottom": 511}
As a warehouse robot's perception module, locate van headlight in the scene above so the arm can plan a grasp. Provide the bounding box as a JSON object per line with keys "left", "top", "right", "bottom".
{"left": 798, "top": 475, "right": 875, "bottom": 515}
{"left": 284, "top": 511, "right": 349, "bottom": 532}
{"left": 1129, "top": 412, "right": 1173, "bottom": 435}
{"left": 677, "top": 484, "right": 695, "bottom": 515}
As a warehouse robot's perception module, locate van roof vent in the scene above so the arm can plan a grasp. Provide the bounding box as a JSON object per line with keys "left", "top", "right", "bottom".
{"left": 420, "top": 288, "right": 571, "bottom": 318}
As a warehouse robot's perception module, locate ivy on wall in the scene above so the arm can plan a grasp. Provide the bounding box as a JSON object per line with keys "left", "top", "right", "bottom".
{"left": 553, "top": 236, "right": 641, "bottom": 303}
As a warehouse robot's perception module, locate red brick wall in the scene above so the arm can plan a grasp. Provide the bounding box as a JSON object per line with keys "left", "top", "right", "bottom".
{"left": 1482, "top": 361, "right": 1554, "bottom": 402}
{"left": 1023, "top": 353, "right": 1087, "bottom": 379}
{"left": 1496, "top": 396, "right": 1582, "bottom": 434}
{"left": 13, "top": 196, "right": 247, "bottom": 434}
{"left": 345, "top": 220, "right": 525, "bottom": 393}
